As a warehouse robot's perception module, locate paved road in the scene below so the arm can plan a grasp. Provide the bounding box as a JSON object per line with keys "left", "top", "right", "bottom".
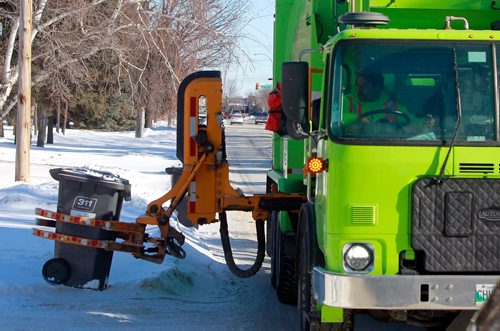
{"left": 223, "top": 122, "right": 300, "bottom": 330}
{"left": 224, "top": 122, "right": 273, "bottom": 195}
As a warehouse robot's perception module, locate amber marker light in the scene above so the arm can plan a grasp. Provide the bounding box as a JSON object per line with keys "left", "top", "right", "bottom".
{"left": 307, "top": 157, "right": 326, "bottom": 174}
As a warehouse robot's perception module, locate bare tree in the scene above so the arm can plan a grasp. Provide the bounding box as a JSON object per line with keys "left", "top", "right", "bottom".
{"left": 0, "top": 0, "right": 249, "bottom": 127}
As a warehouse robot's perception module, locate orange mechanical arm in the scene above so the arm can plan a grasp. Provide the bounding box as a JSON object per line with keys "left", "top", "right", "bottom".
{"left": 34, "top": 71, "right": 306, "bottom": 271}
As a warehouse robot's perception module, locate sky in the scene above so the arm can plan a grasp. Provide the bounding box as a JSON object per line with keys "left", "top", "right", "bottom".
{"left": 223, "top": 1, "right": 275, "bottom": 97}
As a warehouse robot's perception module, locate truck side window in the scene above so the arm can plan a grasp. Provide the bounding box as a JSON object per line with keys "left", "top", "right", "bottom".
{"left": 330, "top": 49, "right": 347, "bottom": 136}
{"left": 457, "top": 48, "right": 495, "bottom": 141}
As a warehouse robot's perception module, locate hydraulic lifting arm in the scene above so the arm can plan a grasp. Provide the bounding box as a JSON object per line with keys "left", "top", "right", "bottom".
{"left": 34, "top": 71, "right": 306, "bottom": 276}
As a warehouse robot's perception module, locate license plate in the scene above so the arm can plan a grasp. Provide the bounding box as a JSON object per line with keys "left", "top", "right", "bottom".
{"left": 475, "top": 284, "right": 496, "bottom": 303}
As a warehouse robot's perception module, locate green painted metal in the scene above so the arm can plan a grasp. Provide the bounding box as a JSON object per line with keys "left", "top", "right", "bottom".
{"left": 322, "top": 144, "right": 452, "bottom": 274}
{"left": 267, "top": 169, "right": 305, "bottom": 194}
{"left": 279, "top": 211, "right": 294, "bottom": 232}
{"left": 271, "top": 0, "right": 500, "bottom": 323}
{"left": 321, "top": 305, "right": 344, "bottom": 323}
{"left": 271, "top": 134, "right": 283, "bottom": 172}
{"left": 318, "top": 142, "right": 500, "bottom": 274}
{"left": 330, "top": 27, "right": 500, "bottom": 44}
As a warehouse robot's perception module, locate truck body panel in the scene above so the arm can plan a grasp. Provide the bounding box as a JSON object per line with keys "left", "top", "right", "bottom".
{"left": 271, "top": 0, "right": 500, "bottom": 328}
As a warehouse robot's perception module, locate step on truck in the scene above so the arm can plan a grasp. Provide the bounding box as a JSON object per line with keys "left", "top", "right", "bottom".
{"left": 34, "top": 0, "right": 500, "bottom": 330}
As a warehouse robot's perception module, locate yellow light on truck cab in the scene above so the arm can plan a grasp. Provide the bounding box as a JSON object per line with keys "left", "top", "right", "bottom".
{"left": 307, "top": 157, "right": 326, "bottom": 174}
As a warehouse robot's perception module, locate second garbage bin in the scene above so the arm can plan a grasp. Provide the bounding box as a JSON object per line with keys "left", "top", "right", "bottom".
{"left": 42, "top": 168, "right": 131, "bottom": 291}
{"left": 165, "top": 166, "right": 197, "bottom": 228}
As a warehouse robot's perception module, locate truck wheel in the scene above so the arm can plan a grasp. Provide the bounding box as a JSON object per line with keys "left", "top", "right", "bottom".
{"left": 271, "top": 211, "right": 297, "bottom": 305}
{"left": 297, "top": 204, "right": 353, "bottom": 331}
{"left": 266, "top": 210, "right": 274, "bottom": 258}
{"left": 269, "top": 211, "right": 278, "bottom": 288}
{"left": 297, "top": 228, "right": 313, "bottom": 330}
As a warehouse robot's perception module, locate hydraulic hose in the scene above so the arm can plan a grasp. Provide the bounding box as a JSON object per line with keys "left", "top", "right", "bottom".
{"left": 219, "top": 211, "right": 266, "bottom": 278}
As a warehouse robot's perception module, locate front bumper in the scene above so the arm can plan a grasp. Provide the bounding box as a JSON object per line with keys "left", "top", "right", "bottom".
{"left": 313, "top": 267, "right": 499, "bottom": 310}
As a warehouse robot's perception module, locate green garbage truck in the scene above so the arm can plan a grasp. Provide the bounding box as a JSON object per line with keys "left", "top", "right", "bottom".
{"left": 268, "top": 0, "right": 500, "bottom": 329}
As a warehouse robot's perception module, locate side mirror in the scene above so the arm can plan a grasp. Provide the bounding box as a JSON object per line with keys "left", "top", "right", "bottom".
{"left": 281, "top": 62, "right": 309, "bottom": 125}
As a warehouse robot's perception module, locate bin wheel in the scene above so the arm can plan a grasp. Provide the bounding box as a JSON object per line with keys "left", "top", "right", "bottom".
{"left": 42, "top": 258, "right": 71, "bottom": 285}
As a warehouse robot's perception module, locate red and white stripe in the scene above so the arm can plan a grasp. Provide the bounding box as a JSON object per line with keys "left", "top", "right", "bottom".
{"left": 35, "top": 208, "right": 112, "bottom": 229}
{"left": 32, "top": 228, "right": 108, "bottom": 249}
{"left": 189, "top": 96, "right": 197, "bottom": 157}
{"left": 189, "top": 179, "right": 196, "bottom": 213}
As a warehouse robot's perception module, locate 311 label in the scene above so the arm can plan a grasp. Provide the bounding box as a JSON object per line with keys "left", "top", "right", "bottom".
{"left": 72, "top": 196, "right": 98, "bottom": 212}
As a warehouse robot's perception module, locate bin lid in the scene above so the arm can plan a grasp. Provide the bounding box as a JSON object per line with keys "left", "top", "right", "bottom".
{"left": 165, "top": 165, "right": 184, "bottom": 175}
{"left": 49, "top": 167, "right": 131, "bottom": 201}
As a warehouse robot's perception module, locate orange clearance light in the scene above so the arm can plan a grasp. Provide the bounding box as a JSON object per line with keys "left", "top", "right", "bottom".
{"left": 307, "top": 157, "right": 326, "bottom": 174}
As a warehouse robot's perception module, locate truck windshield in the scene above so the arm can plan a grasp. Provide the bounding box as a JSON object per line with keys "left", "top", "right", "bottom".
{"left": 329, "top": 41, "right": 498, "bottom": 144}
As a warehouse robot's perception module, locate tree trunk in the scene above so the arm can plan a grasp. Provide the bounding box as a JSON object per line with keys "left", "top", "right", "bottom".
{"left": 47, "top": 115, "right": 54, "bottom": 144}
{"left": 37, "top": 106, "right": 47, "bottom": 147}
{"left": 145, "top": 108, "right": 153, "bottom": 128}
{"left": 62, "top": 101, "right": 68, "bottom": 135}
{"left": 0, "top": 120, "right": 3, "bottom": 138}
{"left": 56, "top": 100, "right": 61, "bottom": 133}
{"left": 33, "top": 104, "right": 38, "bottom": 136}
{"left": 135, "top": 107, "right": 145, "bottom": 138}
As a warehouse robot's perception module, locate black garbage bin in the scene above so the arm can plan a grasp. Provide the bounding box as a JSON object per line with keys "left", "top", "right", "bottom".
{"left": 43, "top": 168, "right": 131, "bottom": 290}
{"left": 165, "top": 166, "right": 196, "bottom": 228}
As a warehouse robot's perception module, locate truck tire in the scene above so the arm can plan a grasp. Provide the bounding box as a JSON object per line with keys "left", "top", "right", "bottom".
{"left": 266, "top": 210, "right": 274, "bottom": 258}
{"left": 271, "top": 211, "right": 297, "bottom": 305}
{"left": 269, "top": 211, "right": 277, "bottom": 288}
{"left": 297, "top": 204, "right": 353, "bottom": 331}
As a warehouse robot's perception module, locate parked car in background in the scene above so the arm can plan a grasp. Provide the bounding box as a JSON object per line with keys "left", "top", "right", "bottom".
{"left": 255, "top": 113, "right": 269, "bottom": 124}
{"left": 247, "top": 112, "right": 259, "bottom": 121}
{"left": 230, "top": 113, "right": 244, "bottom": 125}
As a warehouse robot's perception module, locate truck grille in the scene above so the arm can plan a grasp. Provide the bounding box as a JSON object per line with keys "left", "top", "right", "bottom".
{"left": 412, "top": 178, "right": 500, "bottom": 273}
{"left": 350, "top": 205, "right": 376, "bottom": 225}
{"left": 458, "top": 163, "right": 495, "bottom": 174}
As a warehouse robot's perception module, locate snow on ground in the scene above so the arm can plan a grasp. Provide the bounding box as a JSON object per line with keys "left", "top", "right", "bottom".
{"left": 0, "top": 124, "right": 298, "bottom": 330}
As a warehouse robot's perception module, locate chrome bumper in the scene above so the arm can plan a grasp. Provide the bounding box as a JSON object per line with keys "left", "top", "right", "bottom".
{"left": 313, "top": 267, "right": 499, "bottom": 310}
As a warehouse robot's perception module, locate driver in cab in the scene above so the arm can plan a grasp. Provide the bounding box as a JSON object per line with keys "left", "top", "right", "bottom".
{"left": 343, "top": 72, "right": 412, "bottom": 127}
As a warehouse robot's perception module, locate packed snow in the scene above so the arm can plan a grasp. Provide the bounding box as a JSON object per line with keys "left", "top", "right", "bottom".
{"left": 0, "top": 123, "right": 299, "bottom": 330}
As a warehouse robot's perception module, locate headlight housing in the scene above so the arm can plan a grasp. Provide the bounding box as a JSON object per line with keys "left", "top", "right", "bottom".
{"left": 343, "top": 243, "right": 374, "bottom": 273}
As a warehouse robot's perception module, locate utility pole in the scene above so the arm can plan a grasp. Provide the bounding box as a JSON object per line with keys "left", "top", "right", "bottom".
{"left": 16, "top": 0, "right": 32, "bottom": 182}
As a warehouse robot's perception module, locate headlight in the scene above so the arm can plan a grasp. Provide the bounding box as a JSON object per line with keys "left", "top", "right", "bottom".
{"left": 343, "top": 243, "right": 374, "bottom": 272}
